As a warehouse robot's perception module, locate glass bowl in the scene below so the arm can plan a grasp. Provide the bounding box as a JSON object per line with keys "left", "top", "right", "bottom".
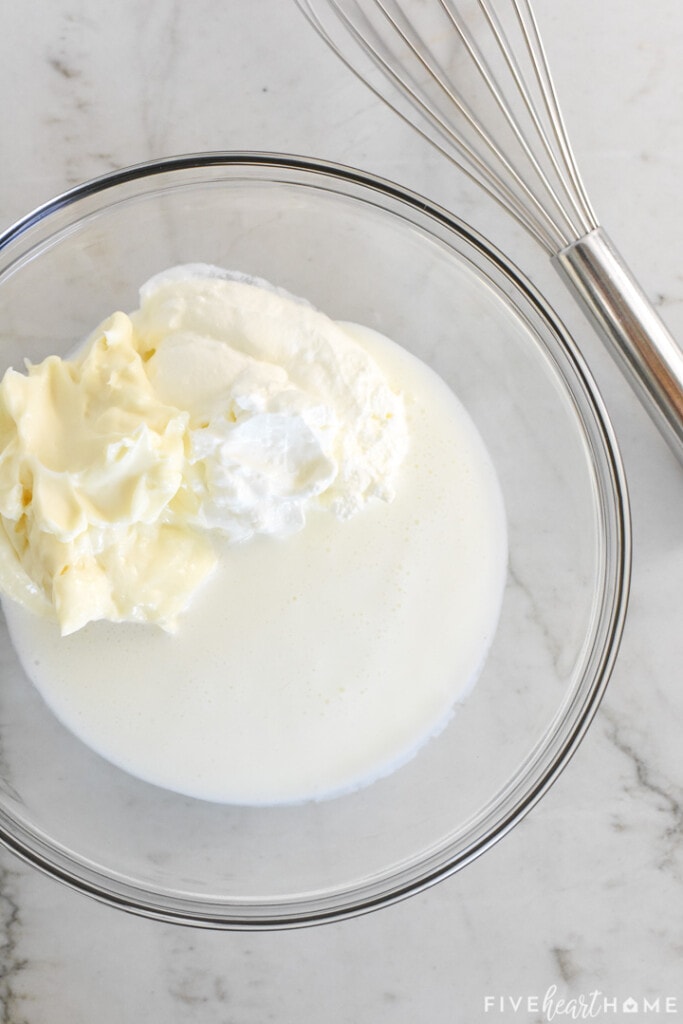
{"left": 0, "top": 153, "right": 630, "bottom": 928}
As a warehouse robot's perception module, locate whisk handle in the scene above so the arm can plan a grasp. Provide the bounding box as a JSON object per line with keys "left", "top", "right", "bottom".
{"left": 554, "top": 228, "right": 683, "bottom": 461}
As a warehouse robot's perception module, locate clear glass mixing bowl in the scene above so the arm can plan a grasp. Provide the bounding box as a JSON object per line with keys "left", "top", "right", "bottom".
{"left": 0, "top": 153, "right": 630, "bottom": 928}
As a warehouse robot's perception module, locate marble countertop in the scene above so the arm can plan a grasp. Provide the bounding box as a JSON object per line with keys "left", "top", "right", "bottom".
{"left": 1, "top": 1, "right": 682, "bottom": 1021}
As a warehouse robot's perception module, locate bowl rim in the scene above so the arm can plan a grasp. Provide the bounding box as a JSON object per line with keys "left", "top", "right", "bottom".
{"left": 0, "top": 151, "right": 631, "bottom": 929}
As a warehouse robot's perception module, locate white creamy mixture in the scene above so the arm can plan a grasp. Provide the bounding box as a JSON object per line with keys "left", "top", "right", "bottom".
{"left": 0, "top": 268, "right": 507, "bottom": 804}
{"left": 0, "top": 266, "right": 407, "bottom": 635}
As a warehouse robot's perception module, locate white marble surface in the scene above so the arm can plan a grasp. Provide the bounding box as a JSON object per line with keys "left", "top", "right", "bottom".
{"left": 1, "top": 1, "right": 683, "bottom": 1021}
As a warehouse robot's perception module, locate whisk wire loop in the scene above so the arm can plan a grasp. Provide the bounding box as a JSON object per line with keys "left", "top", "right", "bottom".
{"left": 472, "top": 0, "right": 592, "bottom": 238}
{"left": 368, "top": 0, "right": 569, "bottom": 247}
{"left": 439, "top": 0, "right": 588, "bottom": 245}
{"left": 510, "top": 0, "right": 597, "bottom": 230}
{"left": 297, "top": 0, "right": 599, "bottom": 252}
{"left": 296, "top": 0, "right": 683, "bottom": 463}
{"left": 317, "top": 0, "right": 554, "bottom": 247}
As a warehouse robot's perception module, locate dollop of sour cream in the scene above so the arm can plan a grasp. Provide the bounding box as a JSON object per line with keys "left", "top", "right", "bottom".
{"left": 0, "top": 266, "right": 408, "bottom": 635}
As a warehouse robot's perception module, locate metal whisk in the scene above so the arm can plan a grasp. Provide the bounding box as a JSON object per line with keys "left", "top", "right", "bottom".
{"left": 296, "top": 0, "right": 683, "bottom": 461}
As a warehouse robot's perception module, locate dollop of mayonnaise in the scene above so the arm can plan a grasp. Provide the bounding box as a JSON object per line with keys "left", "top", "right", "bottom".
{"left": 0, "top": 266, "right": 408, "bottom": 635}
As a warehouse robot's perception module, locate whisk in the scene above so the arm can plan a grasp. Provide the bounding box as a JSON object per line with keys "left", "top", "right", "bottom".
{"left": 296, "top": 0, "right": 683, "bottom": 461}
